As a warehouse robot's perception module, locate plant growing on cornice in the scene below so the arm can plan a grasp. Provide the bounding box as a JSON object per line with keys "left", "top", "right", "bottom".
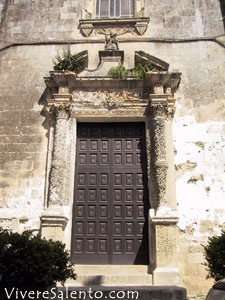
{"left": 53, "top": 46, "right": 87, "bottom": 73}
{"left": 108, "top": 64, "right": 129, "bottom": 80}
{"left": 133, "top": 61, "right": 155, "bottom": 78}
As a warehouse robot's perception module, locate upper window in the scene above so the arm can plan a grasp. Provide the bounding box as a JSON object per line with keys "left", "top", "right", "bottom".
{"left": 96, "top": 0, "right": 135, "bottom": 18}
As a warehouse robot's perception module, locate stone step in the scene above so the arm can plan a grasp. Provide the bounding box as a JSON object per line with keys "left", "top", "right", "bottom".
{"left": 64, "top": 265, "right": 153, "bottom": 286}
{"left": 58, "top": 286, "right": 187, "bottom": 300}
{"left": 75, "top": 264, "right": 149, "bottom": 275}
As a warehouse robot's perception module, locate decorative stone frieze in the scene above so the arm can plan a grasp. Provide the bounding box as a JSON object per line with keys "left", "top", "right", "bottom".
{"left": 72, "top": 90, "right": 141, "bottom": 102}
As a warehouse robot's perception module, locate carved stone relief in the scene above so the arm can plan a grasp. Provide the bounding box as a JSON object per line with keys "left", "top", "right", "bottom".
{"left": 150, "top": 98, "right": 170, "bottom": 208}
{"left": 72, "top": 90, "right": 142, "bottom": 109}
{"left": 80, "top": 23, "right": 94, "bottom": 37}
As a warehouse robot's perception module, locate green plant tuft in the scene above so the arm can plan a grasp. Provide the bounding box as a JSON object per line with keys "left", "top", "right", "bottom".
{"left": 53, "top": 46, "right": 87, "bottom": 73}
{"left": 108, "top": 64, "right": 129, "bottom": 80}
{"left": 203, "top": 230, "right": 225, "bottom": 281}
{"left": 133, "top": 61, "right": 155, "bottom": 78}
{"left": 0, "top": 230, "right": 77, "bottom": 287}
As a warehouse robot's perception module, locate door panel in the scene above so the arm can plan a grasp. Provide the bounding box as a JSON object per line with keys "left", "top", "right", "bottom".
{"left": 71, "top": 123, "right": 149, "bottom": 264}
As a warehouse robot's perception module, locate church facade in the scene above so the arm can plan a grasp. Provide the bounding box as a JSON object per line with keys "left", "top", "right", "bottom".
{"left": 0, "top": 0, "right": 225, "bottom": 296}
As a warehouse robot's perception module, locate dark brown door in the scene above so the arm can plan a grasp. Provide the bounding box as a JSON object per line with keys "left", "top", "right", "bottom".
{"left": 71, "top": 123, "right": 149, "bottom": 264}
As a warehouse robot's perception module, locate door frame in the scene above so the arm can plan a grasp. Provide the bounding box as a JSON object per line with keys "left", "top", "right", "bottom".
{"left": 41, "top": 72, "right": 182, "bottom": 283}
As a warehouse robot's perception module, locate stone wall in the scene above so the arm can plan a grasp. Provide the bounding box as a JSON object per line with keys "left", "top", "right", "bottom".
{"left": 0, "top": 0, "right": 224, "bottom": 296}
{"left": 0, "top": 0, "right": 224, "bottom": 43}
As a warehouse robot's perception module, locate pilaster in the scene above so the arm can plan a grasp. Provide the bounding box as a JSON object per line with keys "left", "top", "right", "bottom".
{"left": 149, "top": 85, "right": 182, "bottom": 286}
{"left": 41, "top": 93, "right": 73, "bottom": 241}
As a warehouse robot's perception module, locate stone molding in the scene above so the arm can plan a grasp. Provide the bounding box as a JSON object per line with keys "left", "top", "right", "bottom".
{"left": 40, "top": 215, "right": 68, "bottom": 230}
{"left": 151, "top": 216, "right": 179, "bottom": 225}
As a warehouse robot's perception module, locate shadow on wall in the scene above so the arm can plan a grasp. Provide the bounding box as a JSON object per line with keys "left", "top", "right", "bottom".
{"left": 219, "top": 0, "right": 225, "bottom": 29}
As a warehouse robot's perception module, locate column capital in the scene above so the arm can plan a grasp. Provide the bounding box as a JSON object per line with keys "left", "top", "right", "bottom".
{"left": 149, "top": 94, "right": 176, "bottom": 119}
{"left": 47, "top": 94, "right": 73, "bottom": 120}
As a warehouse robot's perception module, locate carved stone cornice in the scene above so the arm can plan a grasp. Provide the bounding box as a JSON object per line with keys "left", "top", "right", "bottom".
{"left": 145, "top": 72, "right": 181, "bottom": 96}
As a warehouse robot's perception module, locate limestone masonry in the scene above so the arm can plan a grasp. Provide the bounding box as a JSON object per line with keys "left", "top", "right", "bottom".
{"left": 0, "top": 0, "right": 225, "bottom": 297}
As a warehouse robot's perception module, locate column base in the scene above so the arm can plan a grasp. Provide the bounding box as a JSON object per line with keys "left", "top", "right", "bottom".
{"left": 40, "top": 207, "right": 68, "bottom": 242}
{"left": 153, "top": 267, "right": 183, "bottom": 286}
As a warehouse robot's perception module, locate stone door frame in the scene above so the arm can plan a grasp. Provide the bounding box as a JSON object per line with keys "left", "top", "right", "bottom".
{"left": 41, "top": 71, "right": 183, "bottom": 285}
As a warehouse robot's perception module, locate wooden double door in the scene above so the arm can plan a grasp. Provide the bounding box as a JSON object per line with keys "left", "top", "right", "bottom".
{"left": 71, "top": 122, "right": 149, "bottom": 264}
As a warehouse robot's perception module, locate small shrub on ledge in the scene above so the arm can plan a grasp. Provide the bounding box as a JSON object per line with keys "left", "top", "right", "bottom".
{"left": 133, "top": 61, "right": 155, "bottom": 78}
{"left": 0, "top": 230, "right": 77, "bottom": 287}
{"left": 53, "top": 46, "right": 88, "bottom": 73}
{"left": 108, "top": 64, "right": 129, "bottom": 80}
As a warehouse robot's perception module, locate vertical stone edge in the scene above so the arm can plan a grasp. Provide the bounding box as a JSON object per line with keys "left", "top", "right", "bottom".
{"left": 149, "top": 88, "right": 182, "bottom": 286}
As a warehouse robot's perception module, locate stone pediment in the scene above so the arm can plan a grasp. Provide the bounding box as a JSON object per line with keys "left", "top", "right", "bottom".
{"left": 45, "top": 49, "right": 181, "bottom": 116}
{"left": 135, "top": 51, "right": 169, "bottom": 71}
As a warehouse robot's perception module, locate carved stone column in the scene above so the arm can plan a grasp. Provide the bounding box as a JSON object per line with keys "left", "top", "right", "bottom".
{"left": 41, "top": 93, "right": 72, "bottom": 242}
{"left": 149, "top": 88, "right": 182, "bottom": 286}
{"left": 150, "top": 94, "right": 168, "bottom": 208}
{"left": 48, "top": 104, "right": 71, "bottom": 206}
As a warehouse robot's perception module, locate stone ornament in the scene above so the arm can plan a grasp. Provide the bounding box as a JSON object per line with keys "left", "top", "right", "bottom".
{"left": 104, "top": 31, "right": 119, "bottom": 50}
{"left": 154, "top": 83, "right": 164, "bottom": 95}
{"left": 84, "top": 9, "right": 92, "bottom": 19}
{"left": 137, "top": 7, "right": 145, "bottom": 17}
{"left": 73, "top": 90, "right": 141, "bottom": 105}
{"left": 80, "top": 23, "right": 94, "bottom": 37}
{"left": 134, "top": 20, "right": 149, "bottom": 35}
